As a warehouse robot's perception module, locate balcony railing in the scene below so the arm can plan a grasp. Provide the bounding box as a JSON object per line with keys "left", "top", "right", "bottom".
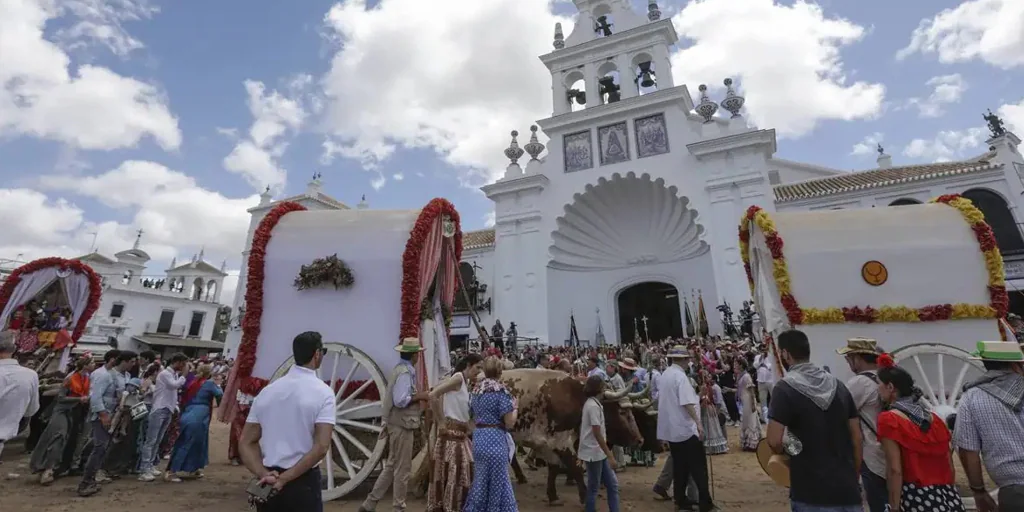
{"left": 144, "top": 322, "right": 185, "bottom": 337}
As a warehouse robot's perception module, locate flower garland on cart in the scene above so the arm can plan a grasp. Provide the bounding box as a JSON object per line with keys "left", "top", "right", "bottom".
{"left": 0, "top": 257, "right": 102, "bottom": 343}
{"left": 399, "top": 198, "right": 463, "bottom": 341}
{"left": 737, "top": 195, "right": 1009, "bottom": 330}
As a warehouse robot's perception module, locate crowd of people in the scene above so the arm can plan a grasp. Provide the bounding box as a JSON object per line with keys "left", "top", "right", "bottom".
{"left": 4, "top": 326, "right": 1024, "bottom": 512}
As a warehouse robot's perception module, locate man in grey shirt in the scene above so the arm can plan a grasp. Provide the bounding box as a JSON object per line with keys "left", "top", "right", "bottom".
{"left": 78, "top": 350, "right": 136, "bottom": 497}
{"left": 838, "top": 338, "right": 885, "bottom": 512}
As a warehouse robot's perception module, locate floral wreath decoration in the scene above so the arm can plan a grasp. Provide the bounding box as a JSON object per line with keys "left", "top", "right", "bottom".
{"left": 235, "top": 198, "right": 464, "bottom": 398}
{"left": 0, "top": 257, "right": 102, "bottom": 343}
{"left": 737, "top": 194, "right": 1008, "bottom": 328}
{"left": 293, "top": 254, "right": 355, "bottom": 291}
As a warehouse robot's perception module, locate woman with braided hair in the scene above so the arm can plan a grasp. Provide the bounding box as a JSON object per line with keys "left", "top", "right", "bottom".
{"left": 875, "top": 352, "right": 965, "bottom": 512}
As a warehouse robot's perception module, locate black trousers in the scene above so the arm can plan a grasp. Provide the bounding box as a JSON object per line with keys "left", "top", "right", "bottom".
{"left": 722, "top": 390, "right": 740, "bottom": 422}
{"left": 669, "top": 436, "right": 714, "bottom": 512}
{"left": 258, "top": 467, "right": 322, "bottom": 512}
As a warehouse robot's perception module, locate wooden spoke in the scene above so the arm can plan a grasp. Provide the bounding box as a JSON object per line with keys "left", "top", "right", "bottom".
{"left": 891, "top": 343, "right": 984, "bottom": 420}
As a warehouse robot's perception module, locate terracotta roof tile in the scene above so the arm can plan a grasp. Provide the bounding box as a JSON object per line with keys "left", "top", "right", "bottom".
{"left": 773, "top": 156, "right": 1003, "bottom": 203}
{"left": 463, "top": 229, "right": 495, "bottom": 250}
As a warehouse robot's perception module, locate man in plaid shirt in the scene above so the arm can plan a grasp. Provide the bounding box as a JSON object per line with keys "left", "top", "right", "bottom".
{"left": 954, "top": 341, "right": 1024, "bottom": 512}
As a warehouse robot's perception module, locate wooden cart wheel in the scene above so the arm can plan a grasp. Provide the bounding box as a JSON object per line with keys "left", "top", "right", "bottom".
{"left": 890, "top": 343, "right": 984, "bottom": 421}
{"left": 271, "top": 342, "right": 388, "bottom": 501}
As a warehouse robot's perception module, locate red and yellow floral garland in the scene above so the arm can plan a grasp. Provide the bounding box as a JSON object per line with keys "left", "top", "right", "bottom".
{"left": 399, "top": 198, "right": 463, "bottom": 341}
{"left": 0, "top": 257, "right": 102, "bottom": 343}
{"left": 737, "top": 195, "right": 1008, "bottom": 326}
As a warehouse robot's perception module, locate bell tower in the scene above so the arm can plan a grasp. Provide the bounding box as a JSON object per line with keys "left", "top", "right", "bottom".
{"left": 546, "top": 0, "right": 675, "bottom": 115}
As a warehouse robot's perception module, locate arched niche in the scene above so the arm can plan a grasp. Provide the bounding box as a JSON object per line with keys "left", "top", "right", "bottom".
{"left": 592, "top": 4, "right": 614, "bottom": 37}
{"left": 597, "top": 61, "right": 621, "bottom": 105}
{"left": 121, "top": 270, "right": 133, "bottom": 285}
{"left": 616, "top": 281, "right": 683, "bottom": 344}
{"left": 962, "top": 188, "right": 1024, "bottom": 254}
{"left": 631, "top": 52, "right": 657, "bottom": 95}
{"left": 888, "top": 198, "right": 921, "bottom": 206}
{"left": 205, "top": 280, "right": 219, "bottom": 302}
{"left": 564, "top": 70, "right": 586, "bottom": 112}
{"left": 190, "top": 277, "right": 205, "bottom": 301}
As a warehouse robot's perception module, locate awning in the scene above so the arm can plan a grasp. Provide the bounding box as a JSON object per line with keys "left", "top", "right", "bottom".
{"left": 131, "top": 335, "right": 225, "bottom": 351}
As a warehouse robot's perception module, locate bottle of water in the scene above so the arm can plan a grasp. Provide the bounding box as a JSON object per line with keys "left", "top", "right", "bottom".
{"left": 783, "top": 430, "right": 802, "bottom": 456}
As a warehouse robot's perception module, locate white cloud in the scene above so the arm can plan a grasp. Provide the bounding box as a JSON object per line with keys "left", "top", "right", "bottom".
{"left": 483, "top": 211, "right": 496, "bottom": 228}
{"left": 0, "top": 0, "right": 180, "bottom": 150}
{"left": 906, "top": 74, "right": 967, "bottom": 118}
{"left": 902, "top": 127, "right": 988, "bottom": 162}
{"left": 850, "top": 132, "right": 884, "bottom": 157}
{"left": 55, "top": 0, "right": 158, "bottom": 57}
{"left": 370, "top": 173, "right": 386, "bottom": 191}
{"left": 670, "top": 0, "right": 885, "bottom": 138}
{"left": 319, "top": 0, "right": 570, "bottom": 185}
{"left": 38, "top": 160, "right": 258, "bottom": 263}
{"left": 897, "top": 0, "right": 1024, "bottom": 69}
{"left": 222, "top": 80, "right": 307, "bottom": 191}
{"left": 392, "top": 172, "right": 404, "bottom": 181}
{"left": 999, "top": 99, "right": 1024, "bottom": 133}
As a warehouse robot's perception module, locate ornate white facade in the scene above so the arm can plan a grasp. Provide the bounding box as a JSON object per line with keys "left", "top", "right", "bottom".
{"left": 225, "top": 0, "right": 1024, "bottom": 352}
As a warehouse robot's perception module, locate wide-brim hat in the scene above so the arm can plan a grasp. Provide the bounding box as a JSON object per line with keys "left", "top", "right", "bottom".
{"left": 394, "top": 337, "right": 424, "bottom": 353}
{"left": 666, "top": 345, "right": 691, "bottom": 359}
{"left": 756, "top": 439, "right": 791, "bottom": 488}
{"left": 836, "top": 337, "right": 880, "bottom": 356}
{"left": 969, "top": 340, "right": 1024, "bottom": 362}
{"left": 617, "top": 357, "right": 638, "bottom": 371}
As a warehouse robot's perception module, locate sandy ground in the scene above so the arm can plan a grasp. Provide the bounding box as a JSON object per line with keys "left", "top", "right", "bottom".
{"left": 0, "top": 422, "right": 791, "bottom": 512}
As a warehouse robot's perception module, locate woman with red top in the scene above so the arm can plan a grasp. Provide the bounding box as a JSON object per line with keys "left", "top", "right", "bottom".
{"left": 875, "top": 353, "right": 966, "bottom": 512}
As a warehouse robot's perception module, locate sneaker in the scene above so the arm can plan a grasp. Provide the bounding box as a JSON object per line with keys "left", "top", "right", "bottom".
{"left": 163, "top": 472, "right": 182, "bottom": 483}
{"left": 652, "top": 485, "right": 672, "bottom": 501}
{"left": 39, "top": 469, "right": 54, "bottom": 485}
{"left": 138, "top": 473, "right": 155, "bottom": 482}
{"left": 78, "top": 482, "right": 100, "bottom": 497}
{"left": 149, "top": 469, "right": 162, "bottom": 476}
{"left": 95, "top": 470, "right": 112, "bottom": 484}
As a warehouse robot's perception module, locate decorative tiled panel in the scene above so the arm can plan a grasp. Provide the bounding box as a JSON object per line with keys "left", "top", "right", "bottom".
{"left": 635, "top": 113, "right": 669, "bottom": 158}
{"left": 598, "top": 122, "right": 629, "bottom": 165}
{"left": 563, "top": 130, "right": 594, "bottom": 173}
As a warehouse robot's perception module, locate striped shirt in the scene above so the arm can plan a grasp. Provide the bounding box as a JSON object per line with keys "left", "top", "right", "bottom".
{"left": 954, "top": 387, "right": 1024, "bottom": 487}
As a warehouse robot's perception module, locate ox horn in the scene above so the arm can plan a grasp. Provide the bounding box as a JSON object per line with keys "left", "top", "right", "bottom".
{"left": 602, "top": 384, "right": 630, "bottom": 401}
{"left": 627, "top": 381, "right": 650, "bottom": 401}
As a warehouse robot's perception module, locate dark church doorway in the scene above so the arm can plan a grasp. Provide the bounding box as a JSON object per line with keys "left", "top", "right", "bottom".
{"left": 617, "top": 281, "right": 683, "bottom": 345}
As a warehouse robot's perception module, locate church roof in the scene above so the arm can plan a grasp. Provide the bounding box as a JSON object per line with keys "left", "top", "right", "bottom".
{"left": 248, "top": 191, "right": 349, "bottom": 212}
{"left": 114, "top": 248, "right": 151, "bottom": 261}
{"left": 463, "top": 229, "right": 495, "bottom": 250}
{"left": 773, "top": 154, "right": 1003, "bottom": 203}
{"left": 167, "top": 259, "right": 228, "bottom": 277}
{"left": 75, "top": 252, "right": 117, "bottom": 265}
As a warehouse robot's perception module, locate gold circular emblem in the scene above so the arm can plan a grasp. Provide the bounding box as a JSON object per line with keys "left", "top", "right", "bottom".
{"left": 861, "top": 260, "right": 888, "bottom": 286}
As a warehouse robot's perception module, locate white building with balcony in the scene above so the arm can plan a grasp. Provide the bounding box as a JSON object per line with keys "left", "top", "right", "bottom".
{"left": 75, "top": 232, "right": 228, "bottom": 358}
{"left": 225, "top": 0, "right": 1024, "bottom": 349}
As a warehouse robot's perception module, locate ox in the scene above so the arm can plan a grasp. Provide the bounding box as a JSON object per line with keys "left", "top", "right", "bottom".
{"left": 501, "top": 369, "right": 646, "bottom": 505}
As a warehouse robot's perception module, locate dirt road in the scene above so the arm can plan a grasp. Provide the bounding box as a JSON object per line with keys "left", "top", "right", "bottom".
{"left": 0, "top": 423, "right": 788, "bottom": 512}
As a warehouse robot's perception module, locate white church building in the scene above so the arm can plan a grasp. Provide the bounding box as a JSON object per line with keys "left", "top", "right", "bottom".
{"left": 225, "top": 0, "right": 1024, "bottom": 353}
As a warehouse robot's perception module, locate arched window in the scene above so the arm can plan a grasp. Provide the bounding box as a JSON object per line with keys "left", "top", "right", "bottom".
{"left": 191, "top": 277, "right": 205, "bottom": 301}
{"left": 962, "top": 188, "right": 1024, "bottom": 254}
{"left": 632, "top": 53, "right": 657, "bottom": 95}
{"left": 889, "top": 198, "right": 921, "bottom": 206}
{"left": 565, "top": 71, "right": 586, "bottom": 112}
{"left": 121, "top": 270, "right": 133, "bottom": 285}
{"left": 593, "top": 4, "right": 613, "bottom": 38}
{"left": 205, "top": 280, "right": 219, "bottom": 302}
{"left": 597, "top": 62, "right": 621, "bottom": 105}
{"left": 454, "top": 262, "right": 477, "bottom": 312}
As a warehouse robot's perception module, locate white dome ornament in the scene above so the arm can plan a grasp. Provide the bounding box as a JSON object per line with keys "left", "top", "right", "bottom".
{"left": 648, "top": 0, "right": 661, "bottom": 21}
{"left": 721, "top": 78, "right": 745, "bottom": 119}
{"left": 502, "top": 130, "right": 526, "bottom": 180}
{"left": 553, "top": 23, "right": 565, "bottom": 50}
{"left": 696, "top": 84, "right": 718, "bottom": 124}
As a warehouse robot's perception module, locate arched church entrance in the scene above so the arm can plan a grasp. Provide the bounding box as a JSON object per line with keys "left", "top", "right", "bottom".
{"left": 616, "top": 281, "right": 683, "bottom": 345}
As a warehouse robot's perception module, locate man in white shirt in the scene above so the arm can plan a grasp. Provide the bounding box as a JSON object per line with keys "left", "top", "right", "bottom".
{"left": 0, "top": 331, "right": 39, "bottom": 463}
{"left": 656, "top": 345, "right": 717, "bottom": 512}
{"left": 138, "top": 352, "right": 188, "bottom": 481}
{"left": 755, "top": 348, "right": 775, "bottom": 422}
{"left": 241, "top": 332, "right": 336, "bottom": 511}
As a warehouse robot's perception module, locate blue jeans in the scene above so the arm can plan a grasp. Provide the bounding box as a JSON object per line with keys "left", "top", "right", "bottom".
{"left": 139, "top": 407, "right": 172, "bottom": 474}
{"left": 791, "top": 502, "right": 863, "bottom": 512}
{"left": 585, "top": 458, "right": 619, "bottom": 512}
{"left": 860, "top": 466, "right": 887, "bottom": 512}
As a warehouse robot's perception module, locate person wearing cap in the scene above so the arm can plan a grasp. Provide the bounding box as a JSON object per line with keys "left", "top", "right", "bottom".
{"left": 360, "top": 337, "right": 431, "bottom": 512}
{"left": 656, "top": 345, "right": 717, "bottom": 512}
{"left": 838, "top": 338, "right": 887, "bottom": 512}
{"left": 954, "top": 341, "right": 1024, "bottom": 511}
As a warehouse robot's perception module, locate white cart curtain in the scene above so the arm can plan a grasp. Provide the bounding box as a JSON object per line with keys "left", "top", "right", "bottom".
{"left": 62, "top": 272, "right": 92, "bottom": 327}
{"left": 0, "top": 267, "right": 58, "bottom": 327}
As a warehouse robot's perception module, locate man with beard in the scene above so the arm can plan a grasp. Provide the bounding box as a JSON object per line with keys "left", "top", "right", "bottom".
{"left": 766, "top": 330, "right": 863, "bottom": 512}
{"left": 954, "top": 341, "right": 1024, "bottom": 512}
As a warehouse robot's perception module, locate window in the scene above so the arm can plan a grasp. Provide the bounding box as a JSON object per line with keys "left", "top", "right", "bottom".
{"left": 110, "top": 303, "right": 125, "bottom": 318}
{"left": 156, "top": 310, "right": 174, "bottom": 334}
{"left": 188, "top": 311, "right": 205, "bottom": 337}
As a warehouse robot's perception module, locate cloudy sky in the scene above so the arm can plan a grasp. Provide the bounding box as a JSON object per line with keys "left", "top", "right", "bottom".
{"left": 1, "top": 0, "right": 1023, "bottom": 303}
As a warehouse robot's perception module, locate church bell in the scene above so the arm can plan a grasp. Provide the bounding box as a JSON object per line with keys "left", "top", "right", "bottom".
{"left": 598, "top": 76, "right": 620, "bottom": 103}
{"left": 567, "top": 88, "right": 587, "bottom": 106}
{"left": 637, "top": 61, "right": 656, "bottom": 88}
{"left": 594, "top": 15, "right": 613, "bottom": 37}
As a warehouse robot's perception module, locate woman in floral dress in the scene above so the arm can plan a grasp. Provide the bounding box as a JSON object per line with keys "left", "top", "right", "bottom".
{"left": 697, "top": 369, "right": 728, "bottom": 455}
{"left": 735, "top": 359, "right": 762, "bottom": 451}
{"left": 463, "top": 357, "right": 518, "bottom": 512}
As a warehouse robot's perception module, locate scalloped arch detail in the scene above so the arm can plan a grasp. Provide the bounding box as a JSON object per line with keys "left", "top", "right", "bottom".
{"left": 548, "top": 172, "right": 710, "bottom": 271}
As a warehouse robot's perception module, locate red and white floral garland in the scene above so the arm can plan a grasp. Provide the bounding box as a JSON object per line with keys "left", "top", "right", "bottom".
{"left": 400, "top": 198, "right": 463, "bottom": 341}
{"left": 0, "top": 257, "right": 103, "bottom": 343}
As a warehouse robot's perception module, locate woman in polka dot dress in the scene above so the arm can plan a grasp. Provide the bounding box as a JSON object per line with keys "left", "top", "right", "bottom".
{"left": 875, "top": 353, "right": 965, "bottom": 512}
{"left": 463, "top": 357, "right": 518, "bottom": 512}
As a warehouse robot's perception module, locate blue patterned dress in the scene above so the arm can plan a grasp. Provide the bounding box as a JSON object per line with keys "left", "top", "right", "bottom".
{"left": 167, "top": 380, "right": 223, "bottom": 474}
{"left": 463, "top": 388, "right": 517, "bottom": 512}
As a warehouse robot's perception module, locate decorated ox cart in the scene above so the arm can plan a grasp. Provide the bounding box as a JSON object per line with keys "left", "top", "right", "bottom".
{"left": 740, "top": 195, "right": 1009, "bottom": 508}
{"left": 221, "top": 199, "right": 472, "bottom": 502}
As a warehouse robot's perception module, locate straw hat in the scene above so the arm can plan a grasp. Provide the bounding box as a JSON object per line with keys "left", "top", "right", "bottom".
{"left": 394, "top": 337, "right": 424, "bottom": 353}
{"left": 836, "top": 337, "right": 881, "bottom": 356}
{"left": 969, "top": 341, "right": 1024, "bottom": 362}
{"left": 666, "top": 345, "right": 691, "bottom": 359}
{"left": 755, "top": 439, "right": 791, "bottom": 488}
{"left": 617, "top": 357, "right": 638, "bottom": 371}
